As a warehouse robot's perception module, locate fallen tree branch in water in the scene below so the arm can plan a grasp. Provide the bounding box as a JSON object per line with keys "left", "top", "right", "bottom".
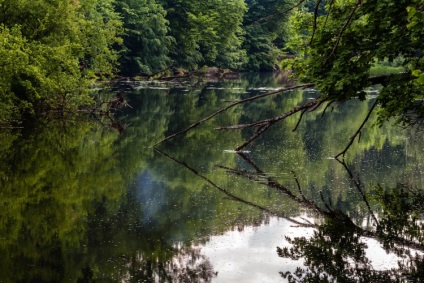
{"left": 216, "top": 98, "right": 319, "bottom": 151}
{"left": 154, "top": 147, "right": 315, "bottom": 227}
{"left": 153, "top": 83, "right": 314, "bottom": 147}
{"left": 222, "top": 154, "right": 424, "bottom": 251}
{"left": 216, "top": 99, "right": 318, "bottom": 130}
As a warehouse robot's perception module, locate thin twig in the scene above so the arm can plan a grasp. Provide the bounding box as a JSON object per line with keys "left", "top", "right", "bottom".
{"left": 335, "top": 158, "right": 379, "bottom": 225}
{"left": 321, "top": 101, "right": 334, "bottom": 117}
{"left": 293, "top": 108, "right": 308, "bottom": 132}
{"left": 250, "top": 0, "right": 307, "bottom": 25}
{"left": 237, "top": 152, "right": 261, "bottom": 173}
{"left": 235, "top": 124, "right": 273, "bottom": 151}
{"left": 325, "top": 0, "right": 361, "bottom": 63}
{"left": 217, "top": 98, "right": 318, "bottom": 131}
{"left": 233, "top": 99, "right": 318, "bottom": 150}
{"left": 309, "top": 0, "right": 323, "bottom": 45}
{"left": 335, "top": 99, "right": 378, "bottom": 159}
{"left": 153, "top": 83, "right": 314, "bottom": 146}
{"left": 320, "top": 191, "right": 333, "bottom": 212}
{"left": 154, "top": 148, "right": 315, "bottom": 227}
{"left": 292, "top": 171, "right": 307, "bottom": 200}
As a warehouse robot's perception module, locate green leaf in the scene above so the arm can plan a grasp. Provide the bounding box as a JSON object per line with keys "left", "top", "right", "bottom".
{"left": 412, "top": 69, "right": 422, "bottom": 77}
{"left": 417, "top": 74, "right": 424, "bottom": 84}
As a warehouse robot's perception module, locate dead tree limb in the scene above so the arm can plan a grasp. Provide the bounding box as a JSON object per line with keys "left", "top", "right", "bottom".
{"left": 310, "top": 0, "right": 324, "bottom": 45}
{"left": 216, "top": 99, "right": 319, "bottom": 151}
{"left": 335, "top": 99, "right": 378, "bottom": 159}
{"left": 235, "top": 124, "right": 273, "bottom": 151}
{"left": 221, "top": 153, "right": 424, "bottom": 250}
{"left": 217, "top": 99, "right": 318, "bottom": 131}
{"left": 292, "top": 171, "right": 307, "bottom": 201}
{"left": 292, "top": 108, "right": 309, "bottom": 132}
{"left": 250, "top": 0, "right": 308, "bottom": 25}
{"left": 153, "top": 83, "right": 314, "bottom": 146}
{"left": 154, "top": 147, "right": 315, "bottom": 227}
{"left": 321, "top": 101, "right": 335, "bottom": 117}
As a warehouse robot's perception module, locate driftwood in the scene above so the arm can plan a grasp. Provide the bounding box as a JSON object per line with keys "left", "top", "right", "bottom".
{"left": 153, "top": 74, "right": 393, "bottom": 154}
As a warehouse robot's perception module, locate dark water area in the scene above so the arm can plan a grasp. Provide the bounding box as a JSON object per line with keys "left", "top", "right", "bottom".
{"left": 1, "top": 73, "right": 423, "bottom": 282}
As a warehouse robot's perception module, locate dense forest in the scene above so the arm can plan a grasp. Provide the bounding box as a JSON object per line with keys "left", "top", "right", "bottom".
{"left": 0, "top": 0, "right": 298, "bottom": 125}
{"left": 1, "top": 0, "right": 423, "bottom": 129}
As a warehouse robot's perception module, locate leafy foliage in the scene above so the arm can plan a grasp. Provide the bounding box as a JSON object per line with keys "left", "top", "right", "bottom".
{"left": 242, "top": 0, "right": 295, "bottom": 71}
{"left": 114, "top": 0, "right": 172, "bottom": 76}
{"left": 0, "top": 0, "right": 122, "bottom": 124}
{"left": 161, "top": 0, "right": 247, "bottom": 70}
{"left": 285, "top": 0, "right": 424, "bottom": 125}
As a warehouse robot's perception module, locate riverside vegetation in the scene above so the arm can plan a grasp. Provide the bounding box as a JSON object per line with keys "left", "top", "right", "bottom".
{"left": 1, "top": 0, "right": 423, "bottom": 130}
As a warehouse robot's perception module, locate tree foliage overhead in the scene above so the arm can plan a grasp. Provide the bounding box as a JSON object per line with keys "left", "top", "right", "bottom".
{"left": 286, "top": 0, "right": 424, "bottom": 125}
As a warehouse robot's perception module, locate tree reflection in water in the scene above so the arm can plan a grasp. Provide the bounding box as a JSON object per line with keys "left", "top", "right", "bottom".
{"left": 155, "top": 148, "right": 424, "bottom": 282}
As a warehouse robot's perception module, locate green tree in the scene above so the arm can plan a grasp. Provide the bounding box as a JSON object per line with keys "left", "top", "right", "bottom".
{"left": 242, "top": 0, "right": 295, "bottom": 71}
{"left": 114, "top": 0, "right": 172, "bottom": 76}
{"left": 0, "top": 0, "right": 122, "bottom": 125}
{"left": 285, "top": 0, "right": 424, "bottom": 125}
{"left": 161, "top": 0, "right": 247, "bottom": 70}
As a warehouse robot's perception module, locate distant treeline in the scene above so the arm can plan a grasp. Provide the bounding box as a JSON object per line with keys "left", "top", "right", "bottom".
{"left": 1, "top": 0, "right": 307, "bottom": 124}
{"left": 115, "top": 0, "right": 300, "bottom": 75}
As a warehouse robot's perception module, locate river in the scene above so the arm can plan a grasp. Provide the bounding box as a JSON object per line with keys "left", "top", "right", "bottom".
{"left": 0, "top": 73, "right": 423, "bottom": 282}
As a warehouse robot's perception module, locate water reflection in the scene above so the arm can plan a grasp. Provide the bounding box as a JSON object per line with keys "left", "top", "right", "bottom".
{"left": 0, "top": 73, "right": 423, "bottom": 281}
{"left": 157, "top": 147, "right": 424, "bottom": 282}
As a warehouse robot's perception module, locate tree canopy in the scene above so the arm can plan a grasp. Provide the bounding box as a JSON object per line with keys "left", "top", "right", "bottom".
{"left": 1, "top": 0, "right": 424, "bottom": 128}
{"left": 285, "top": 0, "right": 424, "bottom": 125}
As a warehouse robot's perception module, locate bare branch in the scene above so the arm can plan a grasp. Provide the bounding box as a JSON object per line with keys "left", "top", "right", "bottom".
{"left": 335, "top": 99, "right": 378, "bottom": 159}
{"left": 320, "top": 191, "right": 333, "bottom": 212}
{"left": 250, "top": 0, "right": 308, "bottom": 25}
{"left": 335, "top": 158, "right": 379, "bottom": 226}
{"left": 153, "top": 83, "right": 314, "bottom": 146}
{"left": 154, "top": 148, "right": 315, "bottom": 227}
{"left": 292, "top": 108, "right": 308, "bottom": 132}
{"left": 292, "top": 171, "right": 307, "bottom": 201}
{"left": 217, "top": 99, "right": 319, "bottom": 151}
{"left": 235, "top": 124, "right": 273, "bottom": 151}
{"left": 309, "top": 0, "right": 324, "bottom": 45}
{"left": 217, "top": 99, "right": 318, "bottom": 131}
{"left": 321, "top": 101, "right": 334, "bottom": 117}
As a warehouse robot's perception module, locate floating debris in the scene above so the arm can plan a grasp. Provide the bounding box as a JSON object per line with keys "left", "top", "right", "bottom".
{"left": 223, "top": 150, "right": 251, "bottom": 154}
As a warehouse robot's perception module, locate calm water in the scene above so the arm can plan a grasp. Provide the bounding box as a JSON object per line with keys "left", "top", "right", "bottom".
{"left": 1, "top": 73, "right": 423, "bottom": 282}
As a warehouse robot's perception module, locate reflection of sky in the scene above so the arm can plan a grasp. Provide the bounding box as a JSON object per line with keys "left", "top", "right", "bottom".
{"left": 199, "top": 217, "right": 407, "bottom": 282}
{"left": 136, "top": 171, "right": 166, "bottom": 226}
{"left": 199, "top": 217, "right": 312, "bottom": 283}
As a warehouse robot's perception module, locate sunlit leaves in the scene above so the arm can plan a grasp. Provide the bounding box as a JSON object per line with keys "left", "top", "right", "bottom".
{"left": 0, "top": 0, "right": 122, "bottom": 124}
{"left": 285, "top": 0, "right": 424, "bottom": 125}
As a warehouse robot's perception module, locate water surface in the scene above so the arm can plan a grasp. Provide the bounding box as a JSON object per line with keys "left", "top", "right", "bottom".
{"left": 1, "top": 73, "right": 423, "bottom": 282}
